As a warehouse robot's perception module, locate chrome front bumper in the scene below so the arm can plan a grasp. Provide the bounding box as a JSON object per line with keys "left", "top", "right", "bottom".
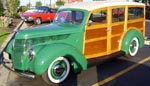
{"left": 21, "top": 16, "right": 33, "bottom": 22}
{"left": 1, "top": 52, "right": 35, "bottom": 79}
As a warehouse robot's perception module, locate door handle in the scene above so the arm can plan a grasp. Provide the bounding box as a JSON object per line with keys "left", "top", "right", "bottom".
{"left": 106, "top": 29, "right": 114, "bottom": 32}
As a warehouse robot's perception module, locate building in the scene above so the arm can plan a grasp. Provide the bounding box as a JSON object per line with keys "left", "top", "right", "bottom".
{"left": 93, "top": 0, "right": 134, "bottom": 1}
{"left": 116, "top": 0, "right": 134, "bottom": 1}
{"left": 62, "top": 0, "right": 83, "bottom": 3}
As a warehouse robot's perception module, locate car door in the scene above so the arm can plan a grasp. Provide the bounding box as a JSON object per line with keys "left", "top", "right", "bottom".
{"left": 47, "top": 9, "right": 56, "bottom": 21}
{"left": 84, "top": 9, "right": 108, "bottom": 59}
{"left": 40, "top": 8, "right": 49, "bottom": 22}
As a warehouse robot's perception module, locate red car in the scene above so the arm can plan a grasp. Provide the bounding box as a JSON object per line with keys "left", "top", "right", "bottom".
{"left": 112, "top": 8, "right": 124, "bottom": 17}
{"left": 20, "top": 6, "right": 56, "bottom": 24}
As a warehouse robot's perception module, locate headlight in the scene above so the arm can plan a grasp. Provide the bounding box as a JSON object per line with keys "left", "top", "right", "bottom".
{"left": 28, "top": 48, "right": 35, "bottom": 61}
{"left": 28, "top": 17, "right": 33, "bottom": 21}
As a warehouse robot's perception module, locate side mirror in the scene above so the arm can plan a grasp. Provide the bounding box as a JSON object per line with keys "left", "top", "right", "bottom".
{"left": 88, "top": 20, "right": 93, "bottom": 26}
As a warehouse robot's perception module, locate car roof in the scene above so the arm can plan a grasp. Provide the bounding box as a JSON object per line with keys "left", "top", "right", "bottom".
{"left": 60, "top": 1, "right": 145, "bottom": 11}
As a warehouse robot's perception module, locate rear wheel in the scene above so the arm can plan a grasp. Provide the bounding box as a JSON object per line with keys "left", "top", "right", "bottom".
{"left": 42, "top": 57, "right": 70, "bottom": 85}
{"left": 128, "top": 37, "right": 139, "bottom": 56}
{"left": 48, "top": 17, "right": 51, "bottom": 23}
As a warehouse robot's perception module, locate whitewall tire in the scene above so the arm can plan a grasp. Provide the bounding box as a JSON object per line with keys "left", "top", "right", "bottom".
{"left": 47, "top": 57, "right": 70, "bottom": 83}
{"left": 128, "top": 37, "right": 139, "bottom": 56}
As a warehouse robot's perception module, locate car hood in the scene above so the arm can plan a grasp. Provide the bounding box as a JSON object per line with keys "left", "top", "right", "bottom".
{"left": 15, "top": 23, "right": 82, "bottom": 39}
{"left": 20, "top": 11, "right": 38, "bottom": 17}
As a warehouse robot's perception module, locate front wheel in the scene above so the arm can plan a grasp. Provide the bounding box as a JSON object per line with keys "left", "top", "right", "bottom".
{"left": 35, "top": 18, "right": 42, "bottom": 24}
{"left": 42, "top": 57, "right": 70, "bottom": 85}
{"left": 128, "top": 37, "right": 139, "bottom": 56}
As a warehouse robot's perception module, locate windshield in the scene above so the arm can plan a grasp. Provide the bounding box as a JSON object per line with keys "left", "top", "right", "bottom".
{"left": 54, "top": 10, "right": 84, "bottom": 25}
{"left": 34, "top": 6, "right": 49, "bottom": 12}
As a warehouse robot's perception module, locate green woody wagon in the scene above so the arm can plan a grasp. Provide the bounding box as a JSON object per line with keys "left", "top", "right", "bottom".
{"left": 3, "top": 1, "right": 145, "bottom": 85}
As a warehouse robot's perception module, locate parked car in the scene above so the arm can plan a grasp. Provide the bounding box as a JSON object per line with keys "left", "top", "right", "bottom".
{"left": 146, "top": 6, "right": 150, "bottom": 19}
{"left": 112, "top": 8, "right": 124, "bottom": 17}
{"left": 20, "top": 6, "right": 56, "bottom": 24}
{"left": 3, "top": 1, "right": 145, "bottom": 85}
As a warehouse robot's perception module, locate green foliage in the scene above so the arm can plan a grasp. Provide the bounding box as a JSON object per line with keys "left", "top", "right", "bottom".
{"left": 22, "top": 7, "right": 28, "bottom": 12}
{"left": 5, "top": 0, "right": 20, "bottom": 18}
{"left": 26, "top": 3, "right": 32, "bottom": 9}
{"left": 0, "top": 16, "right": 12, "bottom": 27}
{"left": 18, "top": 6, "right": 29, "bottom": 12}
{"left": 0, "top": 0, "right": 4, "bottom": 16}
{"left": 0, "top": 30, "right": 9, "bottom": 46}
{"left": 36, "top": 1, "right": 42, "bottom": 6}
{"left": 12, "top": 13, "right": 20, "bottom": 18}
{"left": 56, "top": 0, "right": 65, "bottom": 7}
{"left": 46, "top": 4, "right": 50, "bottom": 7}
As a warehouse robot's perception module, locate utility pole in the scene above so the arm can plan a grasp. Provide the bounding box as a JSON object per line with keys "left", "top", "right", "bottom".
{"left": 50, "top": 0, "right": 51, "bottom": 8}
{"left": 44, "top": 0, "right": 45, "bottom": 6}
{"left": 29, "top": 0, "right": 30, "bottom": 8}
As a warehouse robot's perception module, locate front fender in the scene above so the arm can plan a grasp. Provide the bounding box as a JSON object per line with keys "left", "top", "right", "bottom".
{"left": 5, "top": 39, "right": 14, "bottom": 55}
{"left": 121, "top": 29, "right": 144, "bottom": 55}
{"left": 29, "top": 43, "right": 87, "bottom": 75}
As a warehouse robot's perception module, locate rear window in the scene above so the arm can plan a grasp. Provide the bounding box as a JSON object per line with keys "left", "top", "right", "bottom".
{"left": 128, "top": 7, "right": 144, "bottom": 20}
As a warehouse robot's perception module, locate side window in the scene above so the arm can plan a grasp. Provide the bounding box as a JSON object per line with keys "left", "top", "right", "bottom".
{"left": 89, "top": 10, "right": 107, "bottom": 24}
{"left": 128, "top": 7, "right": 144, "bottom": 20}
{"left": 112, "top": 8, "right": 125, "bottom": 23}
{"left": 73, "top": 11, "right": 84, "bottom": 23}
{"left": 48, "top": 9, "right": 57, "bottom": 13}
{"left": 55, "top": 11, "right": 84, "bottom": 25}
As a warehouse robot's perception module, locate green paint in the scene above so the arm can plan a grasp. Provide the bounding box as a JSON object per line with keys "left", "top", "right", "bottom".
{"left": 5, "top": 8, "right": 89, "bottom": 74}
{"left": 121, "top": 29, "right": 144, "bottom": 55}
{"left": 29, "top": 43, "right": 87, "bottom": 74}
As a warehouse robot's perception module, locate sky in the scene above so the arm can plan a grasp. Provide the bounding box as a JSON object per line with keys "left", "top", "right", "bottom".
{"left": 20, "top": 0, "right": 92, "bottom": 6}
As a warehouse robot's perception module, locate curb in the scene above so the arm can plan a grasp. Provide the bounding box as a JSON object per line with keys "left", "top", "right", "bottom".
{"left": 0, "top": 20, "right": 24, "bottom": 56}
{"left": 0, "top": 20, "right": 24, "bottom": 86}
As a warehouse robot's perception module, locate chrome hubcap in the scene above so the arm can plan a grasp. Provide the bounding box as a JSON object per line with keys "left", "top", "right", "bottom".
{"left": 54, "top": 65, "right": 65, "bottom": 76}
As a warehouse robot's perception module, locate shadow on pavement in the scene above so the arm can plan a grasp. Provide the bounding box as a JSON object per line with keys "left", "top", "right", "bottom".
{"left": 96, "top": 45, "right": 150, "bottom": 86}
{"left": 6, "top": 74, "right": 49, "bottom": 86}
{"left": 99, "top": 60, "right": 150, "bottom": 86}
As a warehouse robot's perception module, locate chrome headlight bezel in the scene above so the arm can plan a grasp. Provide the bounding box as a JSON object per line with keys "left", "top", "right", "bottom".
{"left": 28, "top": 16, "right": 33, "bottom": 21}
{"left": 28, "top": 48, "right": 35, "bottom": 61}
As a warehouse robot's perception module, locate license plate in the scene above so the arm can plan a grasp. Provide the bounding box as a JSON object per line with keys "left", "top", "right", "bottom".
{"left": 3, "top": 52, "right": 10, "bottom": 61}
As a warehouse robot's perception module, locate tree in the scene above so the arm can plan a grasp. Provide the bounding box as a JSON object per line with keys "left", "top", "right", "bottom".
{"left": 36, "top": 1, "right": 42, "bottom": 6}
{"left": 5, "top": 0, "right": 20, "bottom": 18}
{"left": 27, "top": 3, "right": 32, "bottom": 9}
{"left": 18, "top": 6, "right": 29, "bottom": 12}
{"left": 56, "top": 0, "right": 65, "bottom": 7}
{"left": 46, "top": 4, "right": 50, "bottom": 7}
{"left": 0, "top": 0, "right": 4, "bottom": 16}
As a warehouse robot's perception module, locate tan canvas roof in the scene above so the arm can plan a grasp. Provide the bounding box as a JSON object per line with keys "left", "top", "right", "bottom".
{"left": 60, "top": 1, "right": 145, "bottom": 11}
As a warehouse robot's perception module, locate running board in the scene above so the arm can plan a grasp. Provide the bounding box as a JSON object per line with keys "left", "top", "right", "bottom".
{"left": 87, "top": 51, "right": 125, "bottom": 68}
